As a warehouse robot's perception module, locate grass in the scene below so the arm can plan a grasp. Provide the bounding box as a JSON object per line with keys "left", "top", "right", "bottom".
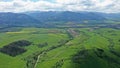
{"left": 0, "top": 27, "right": 120, "bottom": 68}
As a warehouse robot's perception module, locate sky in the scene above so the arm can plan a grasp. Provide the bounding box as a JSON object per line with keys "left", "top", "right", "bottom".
{"left": 0, "top": 0, "right": 120, "bottom": 13}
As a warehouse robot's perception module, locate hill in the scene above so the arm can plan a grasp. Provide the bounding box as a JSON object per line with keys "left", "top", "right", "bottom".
{"left": 0, "top": 11, "right": 120, "bottom": 27}
{"left": 25, "top": 11, "right": 106, "bottom": 23}
{"left": 0, "top": 12, "right": 41, "bottom": 27}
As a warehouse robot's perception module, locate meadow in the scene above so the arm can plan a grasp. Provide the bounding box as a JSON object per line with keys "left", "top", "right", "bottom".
{"left": 0, "top": 27, "right": 120, "bottom": 68}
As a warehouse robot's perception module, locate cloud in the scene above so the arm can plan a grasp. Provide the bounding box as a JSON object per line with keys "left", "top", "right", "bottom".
{"left": 0, "top": 0, "right": 120, "bottom": 13}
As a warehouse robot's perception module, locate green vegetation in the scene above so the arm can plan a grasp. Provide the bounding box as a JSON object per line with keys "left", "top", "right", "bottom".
{"left": 0, "top": 40, "right": 31, "bottom": 56}
{"left": 0, "top": 27, "right": 120, "bottom": 68}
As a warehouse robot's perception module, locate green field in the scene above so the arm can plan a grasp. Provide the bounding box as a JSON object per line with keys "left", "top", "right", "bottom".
{"left": 0, "top": 27, "right": 120, "bottom": 68}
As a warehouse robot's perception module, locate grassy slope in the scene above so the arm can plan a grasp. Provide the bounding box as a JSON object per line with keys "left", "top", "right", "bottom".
{"left": 0, "top": 27, "right": 68, "bottom": 68}
{"left": 36, "top": 28, "right": 120, "bottom": 68}
{"left": 0, "top": 27, "right": 120, "bottom": 68}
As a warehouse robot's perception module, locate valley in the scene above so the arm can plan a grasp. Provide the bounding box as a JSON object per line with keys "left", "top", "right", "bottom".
{"left": 0, "top": 25, "right": 120, "bottom": 68}
{"left": 0, "top": 0, "right": 120, "bottom": 68}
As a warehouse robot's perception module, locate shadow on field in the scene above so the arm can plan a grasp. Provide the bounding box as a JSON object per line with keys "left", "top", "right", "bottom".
{"left": 72, "top": 48, "right": 120, "bottom": 68}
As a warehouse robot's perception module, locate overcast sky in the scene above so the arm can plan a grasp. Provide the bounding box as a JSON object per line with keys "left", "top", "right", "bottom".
{"left": 0, "top": 0, "right": 120, "bottom": 13}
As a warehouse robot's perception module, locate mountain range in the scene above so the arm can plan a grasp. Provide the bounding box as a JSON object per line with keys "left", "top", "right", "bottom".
{"left": 0, "top": 11, "right": 120, "bottom": 27}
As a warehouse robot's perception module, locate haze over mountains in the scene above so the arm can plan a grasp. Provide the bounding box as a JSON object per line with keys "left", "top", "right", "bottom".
{"left": 0, "top": 12, "right": 40, "bottom": 27}
{"left": 0, "top": 11, "right": 120, "bottom": 27}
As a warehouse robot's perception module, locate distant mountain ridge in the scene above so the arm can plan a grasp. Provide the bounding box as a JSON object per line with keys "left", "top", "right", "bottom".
{"left": 25, "top": 11, "right": 106, "bottom": 22}
{"left": 100, "top": 13, "right": 120, "bottom": 21}
{"left": 0, "top": 11, "right": 120, "bottom": 27}
{"left": 0, "top": 12, "right": 40, "bottom": 27}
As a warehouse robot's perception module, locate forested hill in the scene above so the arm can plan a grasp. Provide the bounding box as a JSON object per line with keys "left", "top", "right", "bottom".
{"left": 0, "top": 12, "right": 41, "bottom": 27}
{"left": 0, "top": 11, "right": 120, "bottom": 27}
{"left": 25, "top": 11, "right": 106, "bottom": 22}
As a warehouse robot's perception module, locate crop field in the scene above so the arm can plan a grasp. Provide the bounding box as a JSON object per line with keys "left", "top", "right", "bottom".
{"left": 0, "top": 27, "right": 120, "bottom": 68}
